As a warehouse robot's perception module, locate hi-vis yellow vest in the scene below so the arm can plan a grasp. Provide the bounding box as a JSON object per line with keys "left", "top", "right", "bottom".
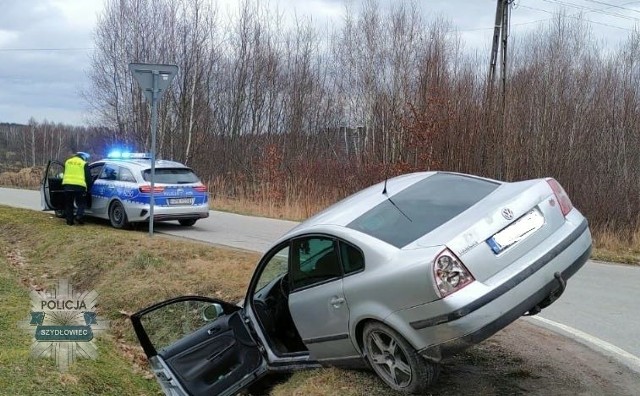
{"left": 62, "top": 156, "right": 87, "bottom": 188}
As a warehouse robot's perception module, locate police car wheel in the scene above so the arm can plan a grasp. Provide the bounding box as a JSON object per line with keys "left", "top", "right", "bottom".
{"left": 109, "top": 201, "right": 129, "bottom": 229}
{"left": 178, "top": 219, "right": 197, "bottom": 227}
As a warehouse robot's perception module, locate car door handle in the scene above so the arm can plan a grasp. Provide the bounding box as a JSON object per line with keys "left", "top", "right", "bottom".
{"left": 330, "top": 297, "right": 345, "bottom": 308}
{"left": 207, "top": 326, "right": 221, "bottom": 336}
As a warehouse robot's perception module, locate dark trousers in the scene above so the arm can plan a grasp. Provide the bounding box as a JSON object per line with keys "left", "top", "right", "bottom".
{"left": 64, "top": 186, "right": 86, "bottom": 224}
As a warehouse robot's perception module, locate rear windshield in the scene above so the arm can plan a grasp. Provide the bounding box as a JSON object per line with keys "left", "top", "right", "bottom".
{"left": 347, "top": 173, "right": 499, "bottom": 248}
{"left": 142, "top": 168, "right": 200, "bottom": 184}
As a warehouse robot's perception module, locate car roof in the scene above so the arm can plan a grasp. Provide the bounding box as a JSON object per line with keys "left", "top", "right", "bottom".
{"left": 288, "top": 172, "right": 437, "bottom": 232}
{"left": 284, "top": 171, "right": 503, "bottom": 239}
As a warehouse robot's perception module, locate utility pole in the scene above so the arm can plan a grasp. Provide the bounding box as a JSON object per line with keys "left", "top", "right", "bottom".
{"left": 489, "top": 0, "right": 512, "bottom": 105}
{"left": 489, "top": 0, "right": 504, "bottom": 87}
{"left": 488, "top": 0, "right": 512, "bottom": 180}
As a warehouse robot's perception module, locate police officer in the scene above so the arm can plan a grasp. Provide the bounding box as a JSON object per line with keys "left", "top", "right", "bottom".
{"left": 62, "top": 151, "right": 92, "bottom": 225}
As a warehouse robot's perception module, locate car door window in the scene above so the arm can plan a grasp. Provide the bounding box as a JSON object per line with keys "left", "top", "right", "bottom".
{"left": 291, "top": 237, "right": 341, "bottom": 290}
{"left": 339, "top": 241, "right": 365, "bottom": 274}
{"left": 254, "top": 245, "right": 289, "bottom": 292}
{"left": 99, "top": 164, "right": 118, "bottom": 180}
{"left": 139, "top": 300, "right": 214, "bottom": 352}
{"left": 118, "top": 167, "right": 136, "bottom": 183}
{"left": 89, "top": 164, "right": 104, "bottom": 182}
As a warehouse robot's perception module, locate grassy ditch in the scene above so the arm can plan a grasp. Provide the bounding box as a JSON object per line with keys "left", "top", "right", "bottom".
{"left": 0, "top": 206, "right": 260, "bottom": 395}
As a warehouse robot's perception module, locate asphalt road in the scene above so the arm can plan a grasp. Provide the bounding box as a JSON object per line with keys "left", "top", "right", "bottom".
{"left": 1, "top": 187, "right": 639, "bottom": 371}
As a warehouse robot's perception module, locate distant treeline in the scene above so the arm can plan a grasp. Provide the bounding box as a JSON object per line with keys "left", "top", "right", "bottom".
{"left": 0, "top": 121, "right": 111, "bottom": 172}
{"left": 3, "top": 0, "right": 639, "bottom": 232}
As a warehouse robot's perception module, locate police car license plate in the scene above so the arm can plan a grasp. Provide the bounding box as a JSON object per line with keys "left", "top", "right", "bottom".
{"left": 168, "top": 198, "right": 195, "bottom": 206}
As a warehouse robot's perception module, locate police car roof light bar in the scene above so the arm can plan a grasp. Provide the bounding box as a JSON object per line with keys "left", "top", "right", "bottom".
{"left": 107, "top": 151, "right": 151, "bottom": 160}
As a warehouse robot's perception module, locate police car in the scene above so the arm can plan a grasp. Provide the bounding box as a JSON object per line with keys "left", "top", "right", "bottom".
{"left": 41, "top": 152, "right": 210, "bottom": 228}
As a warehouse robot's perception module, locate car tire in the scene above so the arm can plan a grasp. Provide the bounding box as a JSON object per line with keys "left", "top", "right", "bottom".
{"left": 178, "top": 219, "right": 197, "bottom": 227}
{"left": 363, "top": 322, "right": 440, "bottom": 394}
{"left": 109, "top": 201, "right": 129, "bottom": 229}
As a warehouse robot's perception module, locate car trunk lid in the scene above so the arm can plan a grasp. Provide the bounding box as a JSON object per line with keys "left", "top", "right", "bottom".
{"left": 411, "top": 180, "right": 565, "bottom": 282}
{"left": 140, "top": 167, "right": 208, "bottom": 206}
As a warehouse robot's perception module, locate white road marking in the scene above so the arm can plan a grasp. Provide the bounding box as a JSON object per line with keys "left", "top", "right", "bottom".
{"left": 530, "top": 316, "right": 640, "bottom": 373}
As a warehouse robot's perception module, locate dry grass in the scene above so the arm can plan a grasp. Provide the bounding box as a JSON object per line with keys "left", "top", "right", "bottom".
{"left": 210, "top": 195, "right": 328, "bottom": 221}
{"left": 207, "top": 175, "right": 340, "bottom": 221}
{"left": 590, "top": 226, "right": 640, "bottom": 264}
{"left": 0, "top": 167, "right": 43, "bottom": 190}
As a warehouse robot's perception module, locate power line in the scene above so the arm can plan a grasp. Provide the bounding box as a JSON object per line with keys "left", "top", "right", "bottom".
{"left": 585, "top": 0, "right": 640, "bottom": 14}
{"left": 517, "top": 2, "right": 635, "bottom": 31}
{"left": 541, "top": 0, "right": 640, "bottom": 22}
{"left": 519, "top": 6, "right": 634, "bottom": 30}
{"left": 456, "top": 0, "right": 639, "bottom": 32}
{"left": 0, "top": 47, "right": 95, "bottom": 52}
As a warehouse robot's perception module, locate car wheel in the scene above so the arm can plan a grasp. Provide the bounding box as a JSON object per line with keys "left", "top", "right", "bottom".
{"left": 363, "top": 322, "right": 440, "bottom": 394}
{"left": 178, "top": 219, "right": 197, "bottom": 227}
{"left": 109, "top": 201, "right": 129, "bottom": 229}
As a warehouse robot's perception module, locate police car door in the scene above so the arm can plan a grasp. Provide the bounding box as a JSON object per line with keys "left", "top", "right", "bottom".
{"left": 131, "top": 296, "right": 268, "bottom": 396}
{"left": 85, "top": 163, "right": 104, "bottom": 214}
{"left": 90, "top": 163, "right": 116, "bottom": 216}
{"left": 41, "top": 160, "right": 65, "bottom": 211}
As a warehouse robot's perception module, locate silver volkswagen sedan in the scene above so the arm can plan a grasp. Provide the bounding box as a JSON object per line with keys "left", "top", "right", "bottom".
{"left": 131, "top": 171, "right": 592, "bottom": 395}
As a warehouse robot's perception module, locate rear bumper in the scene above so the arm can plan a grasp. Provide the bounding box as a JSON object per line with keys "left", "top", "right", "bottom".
{"left": 384, "top": 217, "right": 592, "bottom": 361}
{"left": 419, "top": 243, "right": 591, "bottom": 360}
{"left": 126, "top": 203, "right": 210, "bottom": 222}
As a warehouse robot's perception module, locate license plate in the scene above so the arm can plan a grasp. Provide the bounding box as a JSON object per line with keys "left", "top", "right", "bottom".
{"left": 487, "top": 209, "right": 544, "bottom": 254}
{"left": 168, "top": 198, "right": 195, "bottom": 206}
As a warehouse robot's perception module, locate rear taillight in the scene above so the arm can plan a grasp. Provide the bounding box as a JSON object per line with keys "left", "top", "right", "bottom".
{"left": 433, "top": 249, "right": 474, "bottom": 298}
{"left": 139, "top": 185, "right": 164, "bottom": 193}
{"left": 546, "top": 178, "right": 573, "bottom": 216}
{"left": 194, "top": 184, "right": 208, "bottom": 193}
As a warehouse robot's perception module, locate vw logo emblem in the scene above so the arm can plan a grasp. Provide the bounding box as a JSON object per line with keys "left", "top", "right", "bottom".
{"left": 501, "top": 208, "right": 514, "bottom": 220}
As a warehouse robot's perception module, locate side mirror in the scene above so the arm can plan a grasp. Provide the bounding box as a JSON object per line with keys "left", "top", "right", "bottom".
{"left": 202, "top": 303, "right": 224, "bottom": 322}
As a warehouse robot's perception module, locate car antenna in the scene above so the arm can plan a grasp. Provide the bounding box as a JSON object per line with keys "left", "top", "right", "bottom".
{"left": 381, "top": 165, "right": 412, "bottom": 222}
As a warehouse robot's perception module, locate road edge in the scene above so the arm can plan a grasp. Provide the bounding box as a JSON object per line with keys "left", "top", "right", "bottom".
{"left": 526, "top": 316, "right": 640, "bottom": 374}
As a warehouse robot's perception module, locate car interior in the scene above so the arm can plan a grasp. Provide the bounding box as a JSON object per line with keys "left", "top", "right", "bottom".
{"left": 44, "top": 161, "right": 93, "bottom": 210}
{"left": 252, "top": 273, "right": 307, "bottom": 355}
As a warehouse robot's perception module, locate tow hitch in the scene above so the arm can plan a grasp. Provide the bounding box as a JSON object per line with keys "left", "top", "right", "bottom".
{"left": 524, "top": 272, "right": 566, "bottom": 316}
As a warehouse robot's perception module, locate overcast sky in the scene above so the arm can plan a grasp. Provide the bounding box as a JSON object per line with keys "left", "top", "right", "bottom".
{"left": 0, "top": 0, "right": 638, "bottom": 127}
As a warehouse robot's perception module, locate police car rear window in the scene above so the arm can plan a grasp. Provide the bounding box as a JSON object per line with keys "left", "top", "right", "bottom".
{"left": 142, "top": 168, "right": 200, "bottom": 184}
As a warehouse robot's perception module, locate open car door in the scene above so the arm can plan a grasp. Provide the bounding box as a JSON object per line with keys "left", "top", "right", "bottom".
{"left": 41, "top": 160, "right": 65, "bottom": 211}
{"left": 131, "top": 296, "right": 268, "bottom": 396}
